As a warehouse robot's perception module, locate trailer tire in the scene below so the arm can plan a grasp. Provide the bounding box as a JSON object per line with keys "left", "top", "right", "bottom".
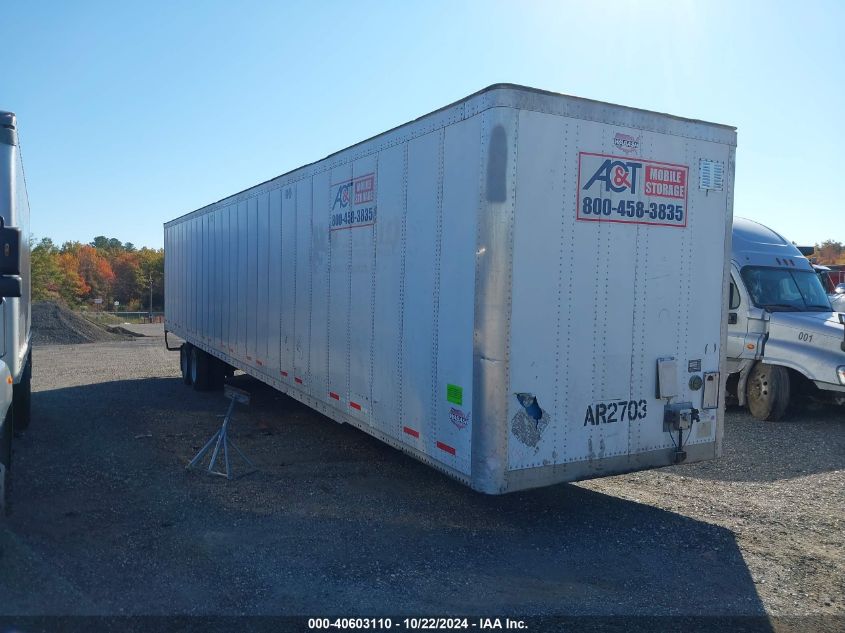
{"left": 180, "top": 344, "right": 193, "bottom": 385}
{"left": 190, "top": 346, "right": 211, "bottom": 391}
{"left": 13, "top": 352, "right": 32, "bottom": 432}
{"left": 746, "top": 362, "right": 791, "bottom": 421}
{"left": 1, "top": 403, "right": 13, "bottom": 516}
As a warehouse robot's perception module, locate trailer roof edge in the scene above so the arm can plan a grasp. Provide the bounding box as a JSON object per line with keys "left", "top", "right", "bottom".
{"left": 164, "top": 84, "right": 736, "bottom": 227}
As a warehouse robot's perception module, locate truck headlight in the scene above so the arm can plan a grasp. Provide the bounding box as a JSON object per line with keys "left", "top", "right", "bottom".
{"left": 839, "top": 366, "right": 845, "bottom": 385}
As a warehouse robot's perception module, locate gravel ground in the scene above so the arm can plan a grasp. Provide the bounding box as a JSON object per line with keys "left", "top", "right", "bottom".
{"left": 1, "top": 330, "right": 843, "bottom": 621}
{"left": 31, "top": 301, "right": 132, "bottom": 345}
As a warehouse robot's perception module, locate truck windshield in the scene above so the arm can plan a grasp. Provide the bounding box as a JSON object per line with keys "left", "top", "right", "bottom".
{"left": 740, "top": 266, "right": 832, "bottom": 312}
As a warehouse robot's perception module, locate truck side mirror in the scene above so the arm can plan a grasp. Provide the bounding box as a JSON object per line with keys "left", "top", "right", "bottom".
{"left": 835, "top": 283, "right": 845, "bottom": 295}
{"left": 0, "top": 276, "right": 21, "bottom": 298}
{"left": 0, "top": 219, "right": 21, "bottom": 276}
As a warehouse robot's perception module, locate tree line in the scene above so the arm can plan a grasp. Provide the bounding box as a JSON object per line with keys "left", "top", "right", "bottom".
{"left": 813, "top": 240, "right": 845, "bottom": 266}
{"left": 31, "top": 236, "right": 164, "bottom": 311}
{"left": 27, "top": 235, "right": 845, "bottom": 311}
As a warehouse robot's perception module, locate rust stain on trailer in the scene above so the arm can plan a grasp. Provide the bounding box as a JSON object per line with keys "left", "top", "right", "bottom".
{"left": 587, "top": 437, "right": 607, "bottom": 463}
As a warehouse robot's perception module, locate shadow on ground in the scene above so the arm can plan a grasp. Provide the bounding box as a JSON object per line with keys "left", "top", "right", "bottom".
{"left": 681, "top": 404, "right": 845, "bottom": 483}
{"left": 1, "top": 373, "right": 768, "bottom": 618}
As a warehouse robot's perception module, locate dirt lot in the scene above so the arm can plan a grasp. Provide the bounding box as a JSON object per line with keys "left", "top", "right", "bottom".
{"left": 1, "top": 329, "right": 843, "bottom": 620}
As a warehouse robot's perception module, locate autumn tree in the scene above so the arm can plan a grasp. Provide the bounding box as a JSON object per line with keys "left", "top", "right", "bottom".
{"left": 76, "top": 245, "right": 115, "bottom": 302}
{"left": 56, "top": 251, "right": 90, "bottom": 303}
{"left": 111, "top": 251, "right": 143, "bottom": 305}
{"left": 31, "top": 235, "right": 164, "bottom": 310}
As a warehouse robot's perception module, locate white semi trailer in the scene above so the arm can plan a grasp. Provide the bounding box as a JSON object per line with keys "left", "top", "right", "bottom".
{"left": 164, "top": 85, "right": 736, "bottom": 493}
{"left": 727, "top": 218, "right": 845, "bottom": 420}
{"left": 0, "top": 111, "right": 33, "bottom": 511}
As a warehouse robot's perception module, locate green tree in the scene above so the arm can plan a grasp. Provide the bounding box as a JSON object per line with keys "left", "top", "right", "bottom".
{"left": 90, "top": 236, "right": 127, "bottom": 252}
{"left": 90, "top": 236, "right": 110, "bottom": 250}
{"left": 136, "top": 247, "right": 165, "bottom": 310}
{"left": 31, "top": 237, "right": 61, "bottom": 301}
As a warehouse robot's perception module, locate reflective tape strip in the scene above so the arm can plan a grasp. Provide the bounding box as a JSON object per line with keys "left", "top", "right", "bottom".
{"left": 436, "top": 441, "right": 456, "bottom": 456}
{"left": 403, "top": 426, "right": 419, "bottom": 438}
{"left": 329, "top": 392, "right": 340, "bottom": 400}
{"left": 295, "top": 377, "right": 303, "bottom": 384}
{"left": 350, "top": 401, "right": 362, "bottom": 411}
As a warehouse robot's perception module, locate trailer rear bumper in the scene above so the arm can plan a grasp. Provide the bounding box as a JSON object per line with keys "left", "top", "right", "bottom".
{"left": 502, "top": 441, "right": 716, "bottom": 493}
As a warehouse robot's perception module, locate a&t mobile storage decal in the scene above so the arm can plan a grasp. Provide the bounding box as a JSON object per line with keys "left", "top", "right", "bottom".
{"left": 577, "top": 152, "right": 689, "bottom": 228}
{"left": 330, "top": 173, "right": 377, "bottom": 231}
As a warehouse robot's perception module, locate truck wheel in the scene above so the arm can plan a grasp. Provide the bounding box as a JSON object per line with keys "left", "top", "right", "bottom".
{"left": 1, "top": 403, "right": 13, "bottom": 515}
{"left": 190, "top": 346, "right": 211, "bottom": 391}
{"left": 180, "top": 344, "right": 193, "bottom": 385}
{"left": 746, "top": 363, "right": 791, "bottom": 421}
{"left": 13, "top": 352, "right": 31, "bottom": 432}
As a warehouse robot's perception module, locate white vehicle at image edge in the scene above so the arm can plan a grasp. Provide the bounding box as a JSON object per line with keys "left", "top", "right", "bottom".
{"left": 728, "top": 218, "right": 845, "bottom": 421}
{"left": 165, "top": 84, "right": 736, "bottom": 493}
{"left": 813, "top": 263, "right": 845, "bottom": 313}
{"left": 0, "top": 111, "right": 32, "bottom": 514}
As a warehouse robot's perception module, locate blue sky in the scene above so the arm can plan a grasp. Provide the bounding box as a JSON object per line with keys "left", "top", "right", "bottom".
{"left": 3, "top": 0, "right": 843, "bottom": 249}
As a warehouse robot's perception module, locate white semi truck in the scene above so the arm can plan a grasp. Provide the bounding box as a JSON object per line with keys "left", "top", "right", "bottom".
{"left": 727, "top": 218, "right": 845, "bottom": 420}
{"left": 165, "top": 84, "right": 736, "bottom": 493}
{"left": 0, "top": 111, "right": 33, "bottom": 512}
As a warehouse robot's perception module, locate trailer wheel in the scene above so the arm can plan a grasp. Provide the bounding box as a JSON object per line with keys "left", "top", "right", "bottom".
{"left": 190, "top": 346, "right": 211, "bottom": 391}
{"left": 13, "top": 352, "right": 31, "bottom": 432}
{"left": 1, "top": 403, "right": 13, "bottom": 515}
{"left": 180, "top": 344, "right": 193, "bottom": 385}
{"left": 746, "top": 362, "right": 791, "bottom": 421}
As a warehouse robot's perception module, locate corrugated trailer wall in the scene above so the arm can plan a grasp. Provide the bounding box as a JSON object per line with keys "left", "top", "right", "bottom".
{"left": 165, "top": 85, "right": 736, "bottom": 493}
{"left": 504, "top": 108, "right": 734, "bottom": 488}
{"left": 166, "top": 100, "right": 485, "bottom": 484}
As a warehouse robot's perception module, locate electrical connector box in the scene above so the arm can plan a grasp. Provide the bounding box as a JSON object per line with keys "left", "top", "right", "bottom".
{"left": 663, "top": 402, "right": 697, "bottom": 432}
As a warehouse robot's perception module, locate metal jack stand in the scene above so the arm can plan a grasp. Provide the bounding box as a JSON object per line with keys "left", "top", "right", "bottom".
{"left": 186, "top": 385, "right": 255, "bottom": 480}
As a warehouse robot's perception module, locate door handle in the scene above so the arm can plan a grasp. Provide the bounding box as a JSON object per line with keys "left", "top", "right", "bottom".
{"left": 728, "top": 313, "right": 738, "bottom": 325}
